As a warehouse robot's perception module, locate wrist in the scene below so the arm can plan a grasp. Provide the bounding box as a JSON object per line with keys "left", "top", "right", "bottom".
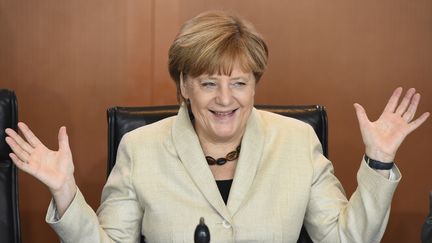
{"left": 365, "top": 148, "right": 394, "bottom": 162}
{"left": 50, "top": 177, "right": 77, "bottom": 196}
{"left": 364, "top": 154, "right": 394, "bottom": 170}
{"left": 51, "top": 178, "right": 77, "bottom": 217}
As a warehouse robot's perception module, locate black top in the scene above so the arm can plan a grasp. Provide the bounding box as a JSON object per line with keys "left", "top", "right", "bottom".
{"left": 216, "top": 179, "right": 233, "bottom": 205}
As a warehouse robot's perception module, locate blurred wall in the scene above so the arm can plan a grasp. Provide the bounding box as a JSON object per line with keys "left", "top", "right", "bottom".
{"left": 1, "top": 0, "right": 431, "bottom": 242}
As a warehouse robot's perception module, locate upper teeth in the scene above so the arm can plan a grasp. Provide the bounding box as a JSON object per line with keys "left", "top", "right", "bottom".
{"left": 215, "top": 111, "right": 231, "bottom": 115}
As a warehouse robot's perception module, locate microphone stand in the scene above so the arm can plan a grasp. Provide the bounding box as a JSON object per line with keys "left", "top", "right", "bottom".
{"left": 194, "top": 217, "right": 210, "bottom": 243}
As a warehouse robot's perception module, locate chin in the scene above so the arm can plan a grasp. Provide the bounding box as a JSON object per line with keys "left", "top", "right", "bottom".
{"left": 212, "top": 127, "right": 239, "bottom": 140}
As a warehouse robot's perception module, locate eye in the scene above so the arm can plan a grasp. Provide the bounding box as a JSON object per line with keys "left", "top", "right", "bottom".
{"left": 200, "top": 81, "right": 217, "bottom": 88}
{"left": 232, "top": 81, "right": 246, "bottom": 87}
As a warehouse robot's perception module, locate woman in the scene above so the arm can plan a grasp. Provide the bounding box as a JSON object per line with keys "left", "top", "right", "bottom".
{"left": 5, "top": 11, "right": 430, "bottom": 242}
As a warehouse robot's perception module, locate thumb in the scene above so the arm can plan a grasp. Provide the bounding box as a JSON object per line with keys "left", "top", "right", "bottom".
{"left": 58, "top": 126, "right": 70, "bottom": 151}
{"left": 353, "top": 103, "right": 370, "bottom": 128}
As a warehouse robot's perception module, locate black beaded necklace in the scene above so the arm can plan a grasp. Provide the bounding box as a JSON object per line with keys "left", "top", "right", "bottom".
{"left": 205, "top": 145, "right": 241, "bottom": 166}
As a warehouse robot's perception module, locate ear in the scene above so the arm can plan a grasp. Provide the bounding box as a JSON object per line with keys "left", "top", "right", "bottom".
{"left": 180, "top": 73, "right": 189, "bottom": 99}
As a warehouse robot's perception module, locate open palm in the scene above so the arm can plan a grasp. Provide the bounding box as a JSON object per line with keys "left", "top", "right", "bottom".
{"left": 354, "top": 87, "right": 430, "bottom": 162}
{"left": 5, "top": 123, "right": 75, "bottom": 193}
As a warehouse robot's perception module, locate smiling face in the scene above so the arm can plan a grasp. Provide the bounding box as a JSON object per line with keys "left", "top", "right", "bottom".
{"left": 181, "top": 67, "right": 256, "bottom": 144}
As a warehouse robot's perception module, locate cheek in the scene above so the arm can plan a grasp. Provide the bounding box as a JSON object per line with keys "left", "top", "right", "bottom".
{"left": 241, "top": 89, "right": 256, "bottom": 105}
{"left": 189, "top": 96, "right": 212, "bottom": 116}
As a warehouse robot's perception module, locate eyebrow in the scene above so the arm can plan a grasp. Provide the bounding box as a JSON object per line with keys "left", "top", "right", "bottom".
{"left": 230, "top": 76, "right": 250, "bottom": 81}
{"left": 202, "top": 75, "right": 251, "bottom": 81}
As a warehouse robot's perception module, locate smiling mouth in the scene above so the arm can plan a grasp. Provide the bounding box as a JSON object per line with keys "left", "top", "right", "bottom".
{"left": 210, "top": 109, "right": 238, "bottom": 117}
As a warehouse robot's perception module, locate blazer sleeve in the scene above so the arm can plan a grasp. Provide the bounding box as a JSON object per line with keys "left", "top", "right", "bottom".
{"left": 304, "top": 126, "right": 401, "bottom": 243}
{"left": 46, "top": 133, "right": 143, "bottom": 243}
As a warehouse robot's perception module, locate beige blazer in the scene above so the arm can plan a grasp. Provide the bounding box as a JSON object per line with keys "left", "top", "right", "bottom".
{"left": 46, "top": 105, "right": 401, "bottom": 243}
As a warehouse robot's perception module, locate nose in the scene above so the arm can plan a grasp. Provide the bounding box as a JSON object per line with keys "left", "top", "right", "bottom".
{"left": 215, "top": 84, "right": 233, "bottom": 106}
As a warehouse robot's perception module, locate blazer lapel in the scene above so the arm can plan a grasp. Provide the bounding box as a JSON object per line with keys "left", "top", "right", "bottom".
{"left": 172, "top": 105, "right": 232, "bottom": 221}
{"left": 227, "top": 108, "right": 265, "bottom": 216}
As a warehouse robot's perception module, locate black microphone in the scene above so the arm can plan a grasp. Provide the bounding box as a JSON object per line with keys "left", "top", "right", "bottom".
{"left": 194, "top": 217, "right": 210, "bottom": 243}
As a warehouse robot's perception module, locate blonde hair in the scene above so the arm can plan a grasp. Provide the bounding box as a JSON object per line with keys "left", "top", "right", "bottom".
{"left": 168, "top": 11, "right": 269, "bottom": 102}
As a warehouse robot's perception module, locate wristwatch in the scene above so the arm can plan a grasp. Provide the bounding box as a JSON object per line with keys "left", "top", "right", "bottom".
{"left": 364, "top": 154, "right": 394, "bottom": 170}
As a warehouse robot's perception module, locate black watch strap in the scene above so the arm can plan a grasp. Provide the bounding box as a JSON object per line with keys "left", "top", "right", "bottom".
{"left": 364, "top": 155, "right": 394, "bottom": 170}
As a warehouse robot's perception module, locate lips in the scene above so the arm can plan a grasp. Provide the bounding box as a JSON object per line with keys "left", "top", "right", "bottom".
{"left": 210, "top": 109, "right": 238, "bottom": 117}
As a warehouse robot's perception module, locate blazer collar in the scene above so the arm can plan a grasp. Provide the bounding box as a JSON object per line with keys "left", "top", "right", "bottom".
{"left": 227, "top": 108, "right": 265, "bottom": 216}
{"left": 172, "top": 104, "right": 265, "bottom": 221}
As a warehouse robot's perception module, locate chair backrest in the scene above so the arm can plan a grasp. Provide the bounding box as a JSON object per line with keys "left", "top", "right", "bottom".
{"left": 0, "top": 89, "right": 21, "bottom": 243}
{"left": 107, "top": 104, "right": 327, "bottom": 243}
{"left": 421, "top": 192, "right": 432, "bottom": 243}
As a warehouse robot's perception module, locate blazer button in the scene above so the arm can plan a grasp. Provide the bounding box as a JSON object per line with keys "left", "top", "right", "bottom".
{"left": 222, "top": 220, "right": 231, "bottom": 229}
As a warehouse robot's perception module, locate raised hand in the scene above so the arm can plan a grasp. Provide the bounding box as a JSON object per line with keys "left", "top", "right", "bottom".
{"left": 5, "top": 122, "right": 77, "bottom": 215}
{"left": 354, "top": 87, "right": 430, "bottom": 163}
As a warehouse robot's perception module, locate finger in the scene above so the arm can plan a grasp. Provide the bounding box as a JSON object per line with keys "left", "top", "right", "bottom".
{"left": 395, "top": 88, "right": 416, "bottom": 115}
{"left": 58, "top": 126, "right": 70, "bottom": 151}
{"left": 18, "top": 122, "right": 42, "bottom": 148}
{"left": 9, "top": 153, "right": 33, "bottom": 174}
{"left": 383, "top": 87, "right": 403, "bottom": 113}
{"left": 5, "top": 127, "right": 19, "bottom": 138}
{"left": 5, "top": 136, "right": 30, "bottom": 163}
{"left": 4, "top": 128, "right": 34, "bottom": 154}
{"left": 354, "top": 103, "right": 371, "bottom": 128}
{"left": 407, "top": 112, "right": 430, "bottom": 134}
{"left": 402, "top": 93, "right": 420, "bottom": 122}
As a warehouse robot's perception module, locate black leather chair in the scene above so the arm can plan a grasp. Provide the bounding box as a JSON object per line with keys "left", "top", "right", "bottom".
{"left": 421, "top": 192, "right": 432, "bottom": 243}
{"left": 0, "top": 89, "right": 21, "bottom": 243}
{"left": 107, "top": 104, "right": 328, "bottom": 243}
